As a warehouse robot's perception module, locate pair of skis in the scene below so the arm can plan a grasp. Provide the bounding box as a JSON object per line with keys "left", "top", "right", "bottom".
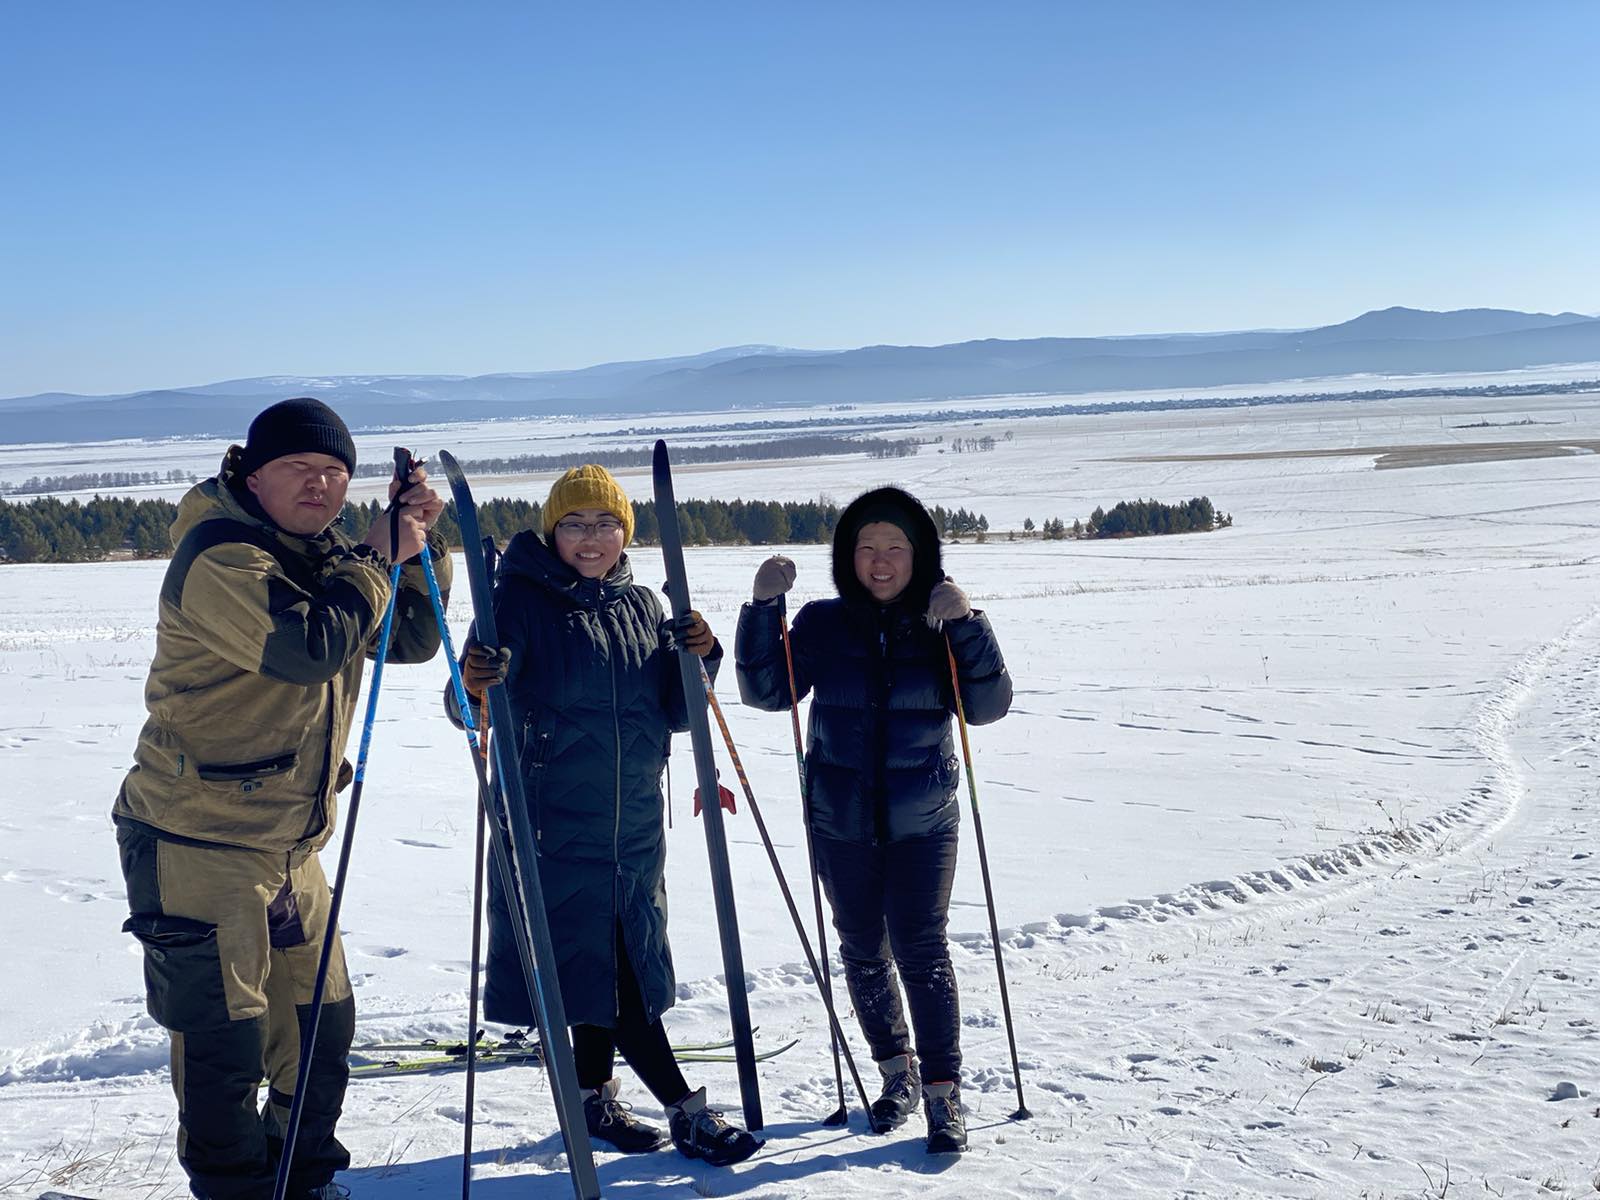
{"left": 347, "top": 1035, "right": 799, "bottom": 1080}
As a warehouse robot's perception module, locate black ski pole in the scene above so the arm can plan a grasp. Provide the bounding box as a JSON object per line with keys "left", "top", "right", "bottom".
{"left": 945, "top": 635, "right": 1031, "bottom": 1121}
{"left": 778, "top": 599, "right": 848, "bottom": 1126}
{"left": 697, "top": 660, "right": 876, "bottom": 1128}
{"left": 271, "top": 455, "right": 407, "bottom": 1200}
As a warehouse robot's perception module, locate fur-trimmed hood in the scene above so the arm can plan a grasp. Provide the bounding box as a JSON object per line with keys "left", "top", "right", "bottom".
{"left": 830, "top": 486, "right": 942, "bottom": 611}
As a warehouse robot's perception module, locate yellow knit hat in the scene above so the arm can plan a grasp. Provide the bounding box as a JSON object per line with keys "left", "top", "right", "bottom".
{"left": 542, "top": 464, "right": 634, "bottom": 545}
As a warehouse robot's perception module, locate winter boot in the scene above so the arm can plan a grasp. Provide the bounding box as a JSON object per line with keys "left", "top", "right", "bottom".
{"left": 666, "top": 1086, "right": 763, "bottom": 1167}
{"left": 583, "top": 1078, "right": 663, "bottom": 1153}
{"left": 922, "top": 1080, "right": 967, "bottom": 1154}
{"left": 869, "top": 1053, "right": 921, "bottom": 1132}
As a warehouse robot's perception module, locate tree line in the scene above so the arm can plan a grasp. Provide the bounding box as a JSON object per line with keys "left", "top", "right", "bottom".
{"left": 1, "top": 468, "right": 199, "bottom": 497}
{"left": 1024, "top": 496, "right": 1231, "bottom": 540}
{"left": 0, "top": 492, "right": 990, "bottom": 563}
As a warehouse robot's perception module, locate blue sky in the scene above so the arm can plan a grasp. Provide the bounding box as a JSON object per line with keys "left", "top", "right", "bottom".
{"left": 2, "top": 2, "right": 1596, "bottom": 397}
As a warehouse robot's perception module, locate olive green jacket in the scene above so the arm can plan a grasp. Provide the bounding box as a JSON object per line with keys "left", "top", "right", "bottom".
{"left": 115, "top": 453, "right": 451, "bottom": 852}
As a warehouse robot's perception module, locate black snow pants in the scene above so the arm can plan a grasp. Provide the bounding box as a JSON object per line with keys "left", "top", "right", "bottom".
{"left": 813, "top": 829, "right": 962, "bottom": 1083}
{"left": 571, "top": 922, "right": 691, "bottom": 1106}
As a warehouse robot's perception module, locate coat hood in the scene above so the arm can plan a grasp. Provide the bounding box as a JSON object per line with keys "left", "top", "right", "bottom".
{"left": 831, "top": 485, "right": 943, "bottom": 611}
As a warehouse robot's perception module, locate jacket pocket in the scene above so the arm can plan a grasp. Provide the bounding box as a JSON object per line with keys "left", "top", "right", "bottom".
{"left": 123, "top": 913, "right": 232, "bottom": 1031}
{"left": 196, "top": 751, "right": 299, "bottom": 793}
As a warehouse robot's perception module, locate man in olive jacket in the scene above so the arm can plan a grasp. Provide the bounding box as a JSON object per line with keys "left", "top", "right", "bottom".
{"left": 113, "top": 398, "right": 448, "bottom": 1200}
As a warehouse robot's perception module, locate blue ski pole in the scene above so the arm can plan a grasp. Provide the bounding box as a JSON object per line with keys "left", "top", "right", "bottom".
{"left": 271, "top": 456, "right": 408, "bottom": 1200}
{"left": 410, "top": 482, "right": 491, "bottom": 1200}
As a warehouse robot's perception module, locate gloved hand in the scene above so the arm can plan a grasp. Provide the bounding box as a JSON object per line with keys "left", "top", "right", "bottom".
{"left": 752, "top": 555, "right": 796, "bottom": 602}
{"left": 671, "top": 611, "right": 717, "bottom": 657}
{"left": 462, "top": 642, "right": 512, "bottom": 698}
{"left": 926, "top": 579, "right": 971, "bottom": 624}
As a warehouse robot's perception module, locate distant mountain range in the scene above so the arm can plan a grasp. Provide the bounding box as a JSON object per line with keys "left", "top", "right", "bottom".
{"left": 3, "top": 307, "right": 1597, "bottom": 444}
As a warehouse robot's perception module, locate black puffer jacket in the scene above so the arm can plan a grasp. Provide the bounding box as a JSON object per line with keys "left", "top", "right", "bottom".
{"left": 735, "top": 487, "right": 1011, "bottom": 845}
{"left": 447, "top": 531, "right": 719, "bottom": 1028}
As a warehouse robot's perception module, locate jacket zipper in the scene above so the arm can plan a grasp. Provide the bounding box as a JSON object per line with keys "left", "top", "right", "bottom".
{"left": 597, "top": 612, "right": 627, "bottom": 1019}
{"left": 873, "top": 614, "right": 891, "bottom": 845}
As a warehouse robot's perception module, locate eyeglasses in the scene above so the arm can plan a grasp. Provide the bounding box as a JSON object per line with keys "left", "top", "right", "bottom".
{"left": 554, "top": 517, "right": 625, "bottom": 540}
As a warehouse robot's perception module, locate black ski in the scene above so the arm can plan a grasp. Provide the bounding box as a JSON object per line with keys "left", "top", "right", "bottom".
{"left": 651, "top": 438, "right": 763, "bottom": 1131}
{"left": 438, "top": 451, "right": 601, "bottom": 1200}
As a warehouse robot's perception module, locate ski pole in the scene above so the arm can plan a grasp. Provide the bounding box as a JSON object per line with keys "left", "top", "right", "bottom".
{"left": 778, "top": 600, "right": 847, "bottom": 1126}
{"left": 944, "top": 636, "right": 1031, "bottom": 1121}
{"left": 407, "top": 494, "right": 488, "bottom": 1200}
{"left": 272, "top": 457, "right": 408, "bottom": 1200}
{"left": 460, "top": 699, "right": 488, "bottom": 1200}
{"left": 696, "top": 660, "right": 876, "bottom": 1128}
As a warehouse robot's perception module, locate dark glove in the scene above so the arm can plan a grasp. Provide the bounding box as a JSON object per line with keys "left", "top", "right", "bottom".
{"left": 463, "top": 642, "right": 512, "bottom": 697}
{"left": 671, "top": 611, "right": 717, "bottom": 657}
{"left": 752, "top": 555, "right": 796, "bottom": 602}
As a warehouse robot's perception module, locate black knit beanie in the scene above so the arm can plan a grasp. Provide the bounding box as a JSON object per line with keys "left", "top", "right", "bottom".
{"left": 239, "top": 397, "right": 358, "bottom": 477}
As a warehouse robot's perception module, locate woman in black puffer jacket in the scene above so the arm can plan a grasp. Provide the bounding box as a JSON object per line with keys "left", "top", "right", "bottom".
{"left": 448, "top": 464, "right": 759, "bottom": 1167}
{"left": 734, "top": 486, "right": 1011, "bottom": 1155}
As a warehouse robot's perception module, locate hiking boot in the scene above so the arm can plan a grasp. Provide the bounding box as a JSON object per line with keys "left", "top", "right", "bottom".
{"left": 869, "top": 1053, "right": 921, "bottom": 1132}
{"left": 583, "top": 1078, "right": 663, "bottom": 1153}
{"left": 666, "top": 1086, "right": 763, "bottom": 1166}
{"left": 922, "top": 1080, "right": 967, "bottom": 1154}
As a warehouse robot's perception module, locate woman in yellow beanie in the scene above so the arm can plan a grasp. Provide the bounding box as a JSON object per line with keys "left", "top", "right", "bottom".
{"left": 447, "top": 464, "right": 762, "bottom": 1166}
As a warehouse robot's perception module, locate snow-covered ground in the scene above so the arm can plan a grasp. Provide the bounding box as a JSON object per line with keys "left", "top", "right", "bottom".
{"left": 3, "top": 389, "right": 1600, "bottom": 1198}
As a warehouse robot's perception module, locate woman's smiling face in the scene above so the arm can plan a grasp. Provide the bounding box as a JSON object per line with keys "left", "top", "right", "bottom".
{"left": 552, "top": 507, "right": 626, "bottom": 578}
{"left": 854, "top": 521, "right": 913, "bottom": 604}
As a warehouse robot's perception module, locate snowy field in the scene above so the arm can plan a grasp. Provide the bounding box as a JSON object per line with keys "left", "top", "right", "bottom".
{"left": 3, "top": 387, "right": 1600, "bottom": 1198}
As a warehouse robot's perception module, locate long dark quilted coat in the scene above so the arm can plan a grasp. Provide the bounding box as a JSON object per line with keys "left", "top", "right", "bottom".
{"left": 449, "top": 531, "right": 717, "bottom": 1028}
{"left": 735, "top": 487, "right": 1012, "bottom": 845}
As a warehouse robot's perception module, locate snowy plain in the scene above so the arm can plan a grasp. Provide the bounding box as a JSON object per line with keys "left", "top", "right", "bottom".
{"left": 3, "top": 384, "right": 1600, "bottom": 1198}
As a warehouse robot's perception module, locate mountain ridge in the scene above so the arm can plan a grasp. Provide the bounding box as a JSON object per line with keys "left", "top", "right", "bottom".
{"left": 3, "top": 307, "right": 1596, "bottom": 444}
